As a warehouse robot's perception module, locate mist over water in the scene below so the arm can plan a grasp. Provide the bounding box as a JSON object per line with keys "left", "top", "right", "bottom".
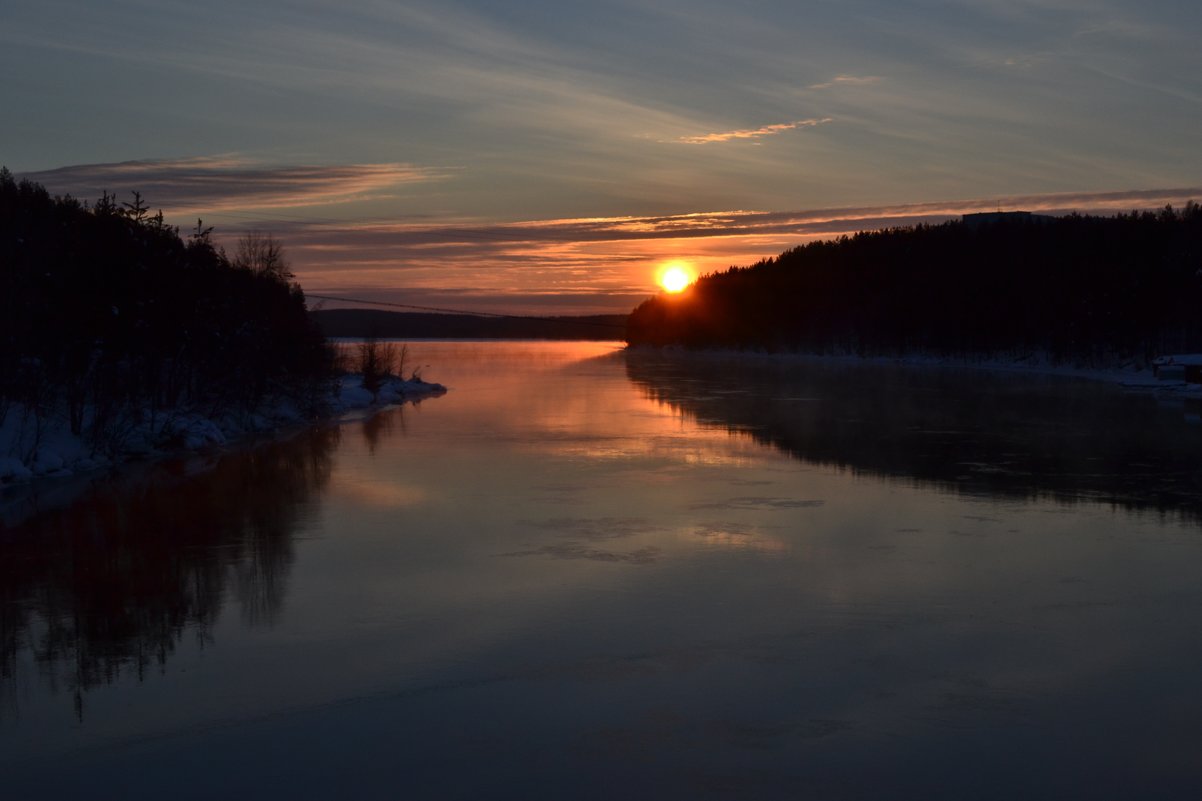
{"left": 4, "top": 341, "right": 1202, "bottom": 799}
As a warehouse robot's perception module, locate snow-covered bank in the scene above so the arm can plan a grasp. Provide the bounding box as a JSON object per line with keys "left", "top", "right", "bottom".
{"left": 0, "top": 374, "right": 446, "bottom": 485}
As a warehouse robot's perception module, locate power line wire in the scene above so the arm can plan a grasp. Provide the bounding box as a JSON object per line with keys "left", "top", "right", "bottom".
{"left": 304, "top": 293, "right": 629, "bottom": 330}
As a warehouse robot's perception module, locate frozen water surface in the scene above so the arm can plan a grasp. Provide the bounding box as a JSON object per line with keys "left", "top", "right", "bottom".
{"left": 4, "top": 341, "right": 1202, "bottom": 799}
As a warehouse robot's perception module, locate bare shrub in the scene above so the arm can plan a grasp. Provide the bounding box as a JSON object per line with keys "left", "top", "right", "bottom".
{"left": 357, "top": 337, "right": 400, "bottom": 399}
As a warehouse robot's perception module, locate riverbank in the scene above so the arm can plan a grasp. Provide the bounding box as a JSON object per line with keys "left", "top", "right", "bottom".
{"left": 625, "top": 345, "right": 1201, "bottom": 393}
{"left": 0, "top": 373, "right": 446, "bottom": 485}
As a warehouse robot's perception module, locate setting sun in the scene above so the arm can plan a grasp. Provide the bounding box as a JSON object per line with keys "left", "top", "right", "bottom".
{"left": 658, "top": 262, "right": 694, "bottom": 293}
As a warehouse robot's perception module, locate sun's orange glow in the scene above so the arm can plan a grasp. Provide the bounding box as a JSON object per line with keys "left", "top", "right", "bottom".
{"left": 657, "top": 262, "right": 694, "bottom": 293}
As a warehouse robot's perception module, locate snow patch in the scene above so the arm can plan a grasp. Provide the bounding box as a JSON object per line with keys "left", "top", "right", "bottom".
{"left": 0, "top": 373, "right": 447, "bottom": 487}
{"left": 0, "top": 456, "right": 32, "bottom": 481}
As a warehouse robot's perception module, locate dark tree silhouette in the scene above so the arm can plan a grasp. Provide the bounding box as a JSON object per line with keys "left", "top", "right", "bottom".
{"left": 0, "top": 169, "right": 335, "bottom": 453}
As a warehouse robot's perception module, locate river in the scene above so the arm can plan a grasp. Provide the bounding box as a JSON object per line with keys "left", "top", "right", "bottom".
{"left": 4, "top": 341, "right": 1202, "bottom": 799}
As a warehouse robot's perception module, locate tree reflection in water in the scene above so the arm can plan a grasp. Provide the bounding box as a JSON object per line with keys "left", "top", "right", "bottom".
{"left": 0, "top": 426, "right": 338, "bottom": 718}
{"left": 625, "top": 350, "right": 1202, "bottom": 523}
{"left": 361, "top": 404, "right": 407, "bottom": 455}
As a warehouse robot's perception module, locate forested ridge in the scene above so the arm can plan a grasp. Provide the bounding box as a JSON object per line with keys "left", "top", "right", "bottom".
{"left": 0, "top": 169, "right": 332, "bottom": 451}
{"left": 626, "top": 206, "right": 1202, "bottom": 363}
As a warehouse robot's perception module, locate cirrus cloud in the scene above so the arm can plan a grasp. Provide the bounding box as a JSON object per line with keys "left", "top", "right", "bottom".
{"left": 808, "top": 74, "right": 883, "bottom": 90}
{"left": 676, "top": 117, "right": 832, "bottom": 144}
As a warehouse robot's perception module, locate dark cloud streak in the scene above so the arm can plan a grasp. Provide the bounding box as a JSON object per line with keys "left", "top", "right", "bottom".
{"left": 16, "top": 157, "right": 445, "bottom": 212}
{"left": 273, "top": 186, "right": 1202, "bottom": 249}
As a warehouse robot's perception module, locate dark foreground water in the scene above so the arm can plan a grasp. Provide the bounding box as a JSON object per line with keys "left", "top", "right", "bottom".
{"left": 4, "top": 342, "right": 1202, "bottom": 800}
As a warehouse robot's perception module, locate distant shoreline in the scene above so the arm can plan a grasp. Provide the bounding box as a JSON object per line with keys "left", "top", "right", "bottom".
{"left": 624, "top": 344, "right": 1199, "bottom": 393}
{"left": 312, "top": 308, "right": 628, "bottom": 341}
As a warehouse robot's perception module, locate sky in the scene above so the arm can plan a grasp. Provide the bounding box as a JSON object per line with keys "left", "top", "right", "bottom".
{"left": 3, "top": 0, "right": 1201, "bottom": 315}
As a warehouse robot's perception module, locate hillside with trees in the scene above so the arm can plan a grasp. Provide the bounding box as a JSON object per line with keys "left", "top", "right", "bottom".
{"left": 0, "top": 169, "right": 333, "bottom": 462}
{"left": 626, "top": 206, "right": 1202, "bottom": 364}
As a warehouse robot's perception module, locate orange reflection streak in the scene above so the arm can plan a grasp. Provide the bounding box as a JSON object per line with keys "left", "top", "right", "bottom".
{"left": 369, "top": 341, "right": 771, "bottom": 467}
{"left": 322, "top": 342, "right": 817, "bottom": 573}
{"left": 686, "top": 525, "right": 789, "bottom": 554}
{"left": 331, "top": 479, "right": 428, "bottom": 509}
